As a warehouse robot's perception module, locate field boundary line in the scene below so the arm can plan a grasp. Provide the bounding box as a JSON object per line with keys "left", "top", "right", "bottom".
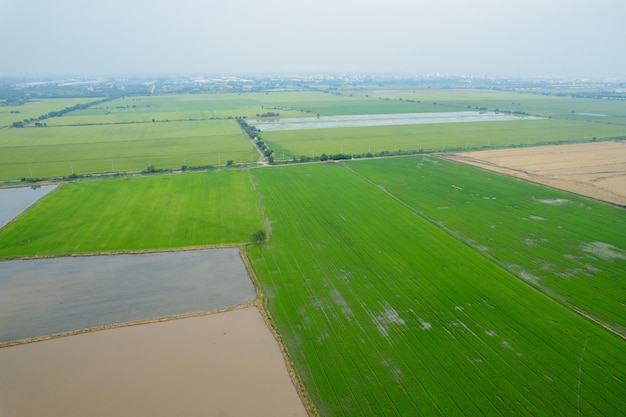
{"left": 0, "top": 302, "right": 256, "bottom": 349}
{"left": 240, "top": 244, "right": 319, "bottom": 417}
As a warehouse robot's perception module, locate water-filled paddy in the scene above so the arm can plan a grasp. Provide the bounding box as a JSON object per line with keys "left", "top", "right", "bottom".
{"left": 248, "top": 111, "right": 540, "bottom": 131}
{"left": 0, "top": 185, "right": 56, "bottom": 228}
{"left": 0, "top": 248, "right": 255, "bottom": 343}
{"left": 0, "top": 307, "right": 308, "bottom": 417}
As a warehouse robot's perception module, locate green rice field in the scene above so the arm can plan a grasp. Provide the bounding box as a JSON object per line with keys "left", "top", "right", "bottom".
{"left": 0, "top": 98, "right": 99, "bottom": 128}
{"left": 2, "top": 90, "right": 625, "bottom": 181}
{"left": 260, "top": 118, "right": 626, "bottom": 159}
{"left": 0, "top": 170, "right": 263, "bottom": 258}
{"left": 246, "top": 161, "right": 625, "bottom": 416}
{"left": 347, "top": 156, "right": 626, "bottom": 334}
{"left": 1, "top": 89, "right": 625, "bottom": 416}
{"left": 0, "top": 119, "right": 257, "bottom": 180}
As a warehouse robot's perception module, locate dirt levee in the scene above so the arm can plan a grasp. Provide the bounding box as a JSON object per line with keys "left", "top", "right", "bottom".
{"left": 446, "top": 141, "right": 626, "bottom": 206}
{"left": 0, "top": 307, "right": 308, "bottom": 417}
{"left": 0, "top": 248, "right": 256, "bottom": 343}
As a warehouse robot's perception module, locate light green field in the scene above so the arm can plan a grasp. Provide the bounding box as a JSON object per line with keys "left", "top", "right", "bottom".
{"left": 42, "top": 91, "right": 456, "bottom": 126}
{"left": 0, "top": 170, "right": 263, "bottom": 258}
{"left": 261, "top": 118, "right": 626, "bottom": 159}
{"left": 348, "top": 156, "right": 626, "bottom": 334}
{"left": 247, "top": 162, "right": 625, "bottom": 416}
{"left": 0, "top": 98, "right": 99, "bottom": 127}
{"left": 352, "top": 89, "right": 626, "bottom": 122}
{"left": 3, "top": 91, "right": 626, "bottom": 181}
{"left": 0, "top": 119, "right": 258, "bottom": 180}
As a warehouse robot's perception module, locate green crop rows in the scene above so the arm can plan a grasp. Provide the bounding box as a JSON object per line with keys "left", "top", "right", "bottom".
{"left": 1, "top": 89, "right": 625, "bottom": 416}
{"left": 0, "top": 119, "right": 257, "bottom": 180}
{"left": 0, "top": 170, "right": 263, "bottom": 258}
{"left": 247, "top": 162, "right": 625, "bottom": 416}
{"left": 2, "top": 90, "right": 626, "bottom": 181}
{"left": 347, "top": 156, "right": 626, "bottom": 334}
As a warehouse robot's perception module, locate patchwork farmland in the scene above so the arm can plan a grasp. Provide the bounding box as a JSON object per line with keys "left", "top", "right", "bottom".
{"left": 1, "top": 87, "right": 625, "bottom": 416}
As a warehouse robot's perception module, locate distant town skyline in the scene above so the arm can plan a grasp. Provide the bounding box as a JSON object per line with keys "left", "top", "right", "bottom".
{"left": 2, "top": 0, "right": 625, "bottom": 79}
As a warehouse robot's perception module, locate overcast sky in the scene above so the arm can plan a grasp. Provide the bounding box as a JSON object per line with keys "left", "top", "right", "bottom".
{"left": 1, "top": 0, "right": 624, "bottom": 78}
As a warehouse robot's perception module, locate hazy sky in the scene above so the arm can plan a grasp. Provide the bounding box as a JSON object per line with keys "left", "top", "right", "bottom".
{"left": 1, "top": 0, "right": 624, "bottom": 78}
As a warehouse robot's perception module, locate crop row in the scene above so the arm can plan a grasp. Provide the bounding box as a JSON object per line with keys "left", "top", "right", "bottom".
{"left": 247, "top": 162, "right": 626, "bottom": 416}
{"left": 347, "top": 156, "right": 626, "bottom": 333}
{"left": 0, "top": 170, "right": 263, "bottom": 258}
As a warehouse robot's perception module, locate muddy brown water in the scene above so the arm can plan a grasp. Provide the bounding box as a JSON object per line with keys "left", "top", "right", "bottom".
{"left": 0, "top": 248, "right": 256, "bottom": 343}
{"left": 0, "top": 184, "right": 56, "bottom": 229}
{"left": 0, "top": 307, "right": 308, "bottom": 417}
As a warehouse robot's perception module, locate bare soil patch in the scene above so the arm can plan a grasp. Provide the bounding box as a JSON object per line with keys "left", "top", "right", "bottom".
{"left": 0, "top": 307, "right": 308, "bottom": 417}
{"left": 446, "top": 141, "right": 626, "bottom": 206}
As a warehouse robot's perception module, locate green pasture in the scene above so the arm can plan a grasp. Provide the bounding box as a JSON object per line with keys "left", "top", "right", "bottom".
{"left": 352, "top": 89, "right": 626, "bottom": 121}
{"left": 0, "top": 98, "right": 98, "bottom": 127}
{"left": 0, "top": 120, "right": 257, "bottom": 180}
{"left": 247, "top": 162, "right": 625, "bottom": 416}
{"left": 43, "top": 93, "right": 311, "bottom": 125}
{"left": 0, "top": 170, "right": 263, "bottom": 258}
{"left": 261, "top": 118, "right": 626, "bottom": 160}
{"left": 43, "top": 91, "right": 456, "bottom": 126}
{"left": 348, "top": 156, "right": 626, "bottom": 334}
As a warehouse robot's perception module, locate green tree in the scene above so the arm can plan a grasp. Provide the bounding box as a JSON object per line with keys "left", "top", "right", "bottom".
{"left": 251, "top": 230, "right": 266, "bottom": 242}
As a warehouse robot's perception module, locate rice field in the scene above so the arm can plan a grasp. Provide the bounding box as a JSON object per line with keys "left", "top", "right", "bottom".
{"left": 0, "top": 119, "right": 257, "bottom": 180}
{"left": 0, "top": 170, "right": 263, "bottom": 258}
{"left": 246, "top": 161, "right": 626, "bottom": 416}
{"left": 2, "top": 89, "right": 625, "bottom": 416}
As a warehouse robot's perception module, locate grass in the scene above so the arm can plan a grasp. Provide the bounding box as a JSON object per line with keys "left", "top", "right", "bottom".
{"left": 0, "top": 98, "right": 100, "bottom": 127}
{"left": 0, "top": 170, "right": 263, "bottom": 258}
{"left": 247, "top": 162, "right": 625, "bottom": 416}
{"left": 3, "top": 91, "right": 626, "bottom": 180}
{"left": 260, "top": 118, "right": 626, "bottom": 160}
{"left": 347, "top": 156, "right": 626, "bottom": 334}
{"left": 351, "top": 89, "right": 626, "bottom": 121}
{"left": 0, "top": 120, "right": 258, "bottom": 180}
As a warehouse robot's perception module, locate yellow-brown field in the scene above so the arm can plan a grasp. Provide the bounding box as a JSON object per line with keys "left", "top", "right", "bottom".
{"left": 446, "top": 141, "right": 626, "bottom": 206}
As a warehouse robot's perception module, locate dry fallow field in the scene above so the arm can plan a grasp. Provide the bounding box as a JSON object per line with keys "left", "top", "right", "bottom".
{"left": 445, "top": 141, "right": 626, "bottom": 206}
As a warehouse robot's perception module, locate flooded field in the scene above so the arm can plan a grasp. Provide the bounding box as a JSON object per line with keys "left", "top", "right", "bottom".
{"left": 248, "top": 111, "right": 540, "bottom": 131}
{"left": 0, "top": 307, "right": 309, "bottom": 417}
{"left": 446, "top": 141, "right": 626, "bottom": 206}
{"left": 0, "top": 248, "right": 256, "bottom": 343}
{"left": 0, "top": 184, "right": 56, "bottom": 228}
